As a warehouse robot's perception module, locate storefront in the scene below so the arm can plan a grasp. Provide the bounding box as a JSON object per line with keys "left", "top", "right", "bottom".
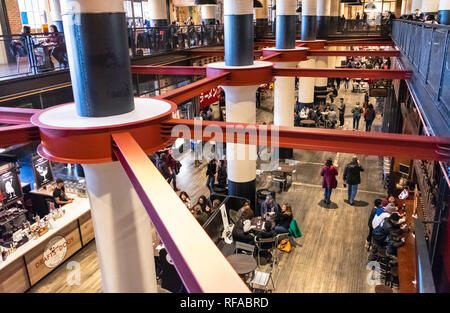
{"left": 0, "top": 153, "right": 93, "bottom": 292}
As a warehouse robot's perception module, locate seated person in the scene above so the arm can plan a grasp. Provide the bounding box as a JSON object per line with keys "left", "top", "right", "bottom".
{"left": 191, "top": 204, "right": 209, "bottom": 225}
{"left": 260, "top": 195, "right": 280, "bottom": 218}
{"left": 255, "top": 222, "right": 277, "bottom": 258}
{"left": 274, "top": 204, "right": 293, "bottom": 234}
{"left": 328, "top": 108, "right": 337, "bottom": 128}
{"left": 299, "top": 107, "right": 309, "bottom": 120}
{"left": 232, "top": 217, "right": 256, "bottom": 245}
{"left": 196, "top": 195, "right": 211, "bottom": 214}
{"left": 236, "top": 203, "right": 254, "bottom": 221}
{"left": 179, "top": 191, "right": 191, "bottom": 209}
{"left": 308, "top": 109, "right": 318, "bottom": 122}
{"left": 211, "top": 199, "right": 221, "bottom": 214}
{"left": 53, "top": 178, "right": 73, "bottom": 208}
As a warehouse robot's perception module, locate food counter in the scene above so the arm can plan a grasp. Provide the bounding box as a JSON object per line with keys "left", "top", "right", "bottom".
{"left": 0, "top": 195, "right": 93, "bottom": 292}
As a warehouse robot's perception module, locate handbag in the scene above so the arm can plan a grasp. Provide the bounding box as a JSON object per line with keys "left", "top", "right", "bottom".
{"left": 277, "top": 239, "right": 291, "bottom": 253}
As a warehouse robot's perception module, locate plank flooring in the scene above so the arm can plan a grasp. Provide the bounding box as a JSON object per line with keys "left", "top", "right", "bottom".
{"left": 29, "top": 81, "right": 388, "bottom": 293}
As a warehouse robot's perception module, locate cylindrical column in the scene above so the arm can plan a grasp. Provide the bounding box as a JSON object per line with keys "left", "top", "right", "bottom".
{"left": 317, "top": 0, "right": 331, "bottom": 37}
{"left": 405, "top": 0, "right": 412, "bottom": 14}
{"left": 422, "top": 0, "right": 439, "bottom": 15}
{"left": 328, "top": 46, "right": 336, "bottom": 71}
{"left": 276, "top": 0, "right": 297, "bottom": 49}
{"left": 301, "top": 0, "right": 317, "bottom": 41}
{"left": 222, "top": 85, "right": 258, "bottom": 208}
{"left": 329, "top": 0, "right": 339, "bottom": 35}
{"left": 297, "top": 58, "right": 316, "bottom": 109}
{"left": 51, "top": 0, "right": 64, "bottom": 32}
{"left": 202, "top": 5, "right": 217, "bottom": 24}
{"left": 315, "top": 56, "right": 328, "bottom": 99}
{"left": 61, "top": 0, "right": 134, "bottom": 117}
{"left": 411, "top": 0, "right": 422, "bottom": 13}
{"left": 439, "top": 0, "right": 450, "bottom": 24}
{"left": 224, "top": 0, "right": 254, "bottom": 66}
{"left": 83, "top": 163, "right": 157, "bottom": 293}
{"left": 274, "top": 65, "right": 297, "bottom": 127}
{"left": 148, "top": 0, "right": 168, "bottom": 27}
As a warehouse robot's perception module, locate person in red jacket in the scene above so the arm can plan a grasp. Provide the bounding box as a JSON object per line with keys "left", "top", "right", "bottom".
{"left": 320, "top": 158, "right": 338, "bottom": 204}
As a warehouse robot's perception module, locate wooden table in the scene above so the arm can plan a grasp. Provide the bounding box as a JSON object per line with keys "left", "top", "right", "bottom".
{"left": 396, "top": 198, "right": 418, "bottom": 293}
{"left": 251, "top": 217, "right": 275, "bottom": 233}
{"left": 226, "top": 254, "right": 257, "bottom": 275}
{"left": 300, "top": 119, "right": 316, "bottom": 127}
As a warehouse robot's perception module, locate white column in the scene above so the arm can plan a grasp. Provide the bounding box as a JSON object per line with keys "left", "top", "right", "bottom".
{"left": 274, "top": 62, "right": 297, "bottom": 127}
{"left": 222, "top": 85, "right": 257, "bottom": 184}
{"left": 411, "top": 0, "right": 422, "bottom": 13}
{"left": 82, "top": 162, "right": 157, "bottom": 293}
{"left": 315, "top": 56, "right": 328, "bottom": 91}
{"left": 202, "top": 5, "right": 217, "bottom": 21}
{"left": 422, "top": 0, "right": 439, "bottom": 13}
{"left": 148, "top": 0, "right": 168, "bottom": 23}
{"left": 50, "top": 0, "right": 63, "bottom": 31}
{"left": 298, "top": 58, "right": 316, "bottom": 107}
{"left": 328, "top": 46, "right": 336, "bottom": 71}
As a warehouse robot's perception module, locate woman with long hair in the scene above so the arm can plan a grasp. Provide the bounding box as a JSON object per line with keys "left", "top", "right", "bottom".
{"left": 196, "top": 195, "right": 211, "bottom": 214}
{"left": 320, "top": 158, "right": 338, "bottom": 204}
{"left": 274, "top": 204, "right": 293, "bottom": 234}
{"left": 179, "top": 191, "right": 191, "bottom": 209}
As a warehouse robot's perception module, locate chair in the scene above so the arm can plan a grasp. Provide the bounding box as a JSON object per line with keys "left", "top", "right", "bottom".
{"left": 234, "top": 241, "right": 255, "bottom": 255}
{"left": 254, "top": 236, "right": 276, "bottom": 267}
{"left": 271, "top": 171, "right": 287, "bottom": 192}
{"left": 249, "top": 264, "right": 275, "bottom": 293}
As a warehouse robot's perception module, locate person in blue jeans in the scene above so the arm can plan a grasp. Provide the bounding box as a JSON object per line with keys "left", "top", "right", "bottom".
{"left": 343, "top": 156, "right": 364, "bottom": 205}
{"left": 205, "top": 159, "right": 217, "bottom": 193}
{"left": 352, "top": 102, "right": 364, "bottom": 130}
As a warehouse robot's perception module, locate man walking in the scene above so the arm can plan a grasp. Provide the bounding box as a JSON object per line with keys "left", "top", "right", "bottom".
{"left": 338, "top": 98, "right": 346, "bottom": 128}
{"left": 343, "top": 156, "right": 364, "bottom": 205}
{"left": 351, "top": 102, "right": 364, "bottom": 130}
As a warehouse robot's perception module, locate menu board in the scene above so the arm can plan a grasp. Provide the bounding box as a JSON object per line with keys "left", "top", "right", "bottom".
{"left": 32, "top": 156, "right": 54, "bottom": 190}
{"left": 0, "top": 167, "right": 23, "bottom": 205}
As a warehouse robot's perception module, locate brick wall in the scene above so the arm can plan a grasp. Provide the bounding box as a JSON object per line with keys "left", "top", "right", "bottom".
{"left": 5, "top": 0, "right": 22, "bottom": 35}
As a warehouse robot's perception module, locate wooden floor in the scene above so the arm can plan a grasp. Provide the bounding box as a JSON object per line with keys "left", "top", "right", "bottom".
{"left": 30, "top": 82, "right": 387, "bottom": 293}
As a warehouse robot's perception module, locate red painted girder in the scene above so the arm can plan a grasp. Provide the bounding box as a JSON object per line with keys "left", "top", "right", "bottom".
{"left": 111, "top": 132, "right": 250, "bottom": 293}
{"left": 131, "top": 65, "right": 207, "bottom": 76}
{"left": 155, "top": 73, "right": 229, "bottom": 104}
{"left": 308, "top": 49, "right": 400, "bottom": 57}
{"left": 274, "top": 68, "right": 412, "bottom": 79}
{"left": 326, "top": 40, "right": 395, "bottom": 46}
{"left": 260, "top": 52, "right": 282, "bottom": 62}
{"left": 0, "top": 107, "right": 42, "bottom": 125}
{"left": 0, "top": 124, "right": 41, "bottom": 148}
{"left": 162, "top": 119, "right": 450, "bottom": 162}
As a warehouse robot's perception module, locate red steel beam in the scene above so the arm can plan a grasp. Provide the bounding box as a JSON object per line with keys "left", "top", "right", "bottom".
{"left": 308, "top": 49, "right": 400, "bottom": 57}
{"left": 326, "top": 40, "right": 395, "bottom": 46}
{"left": 274, "top": 68, "right": 412, "bottom": 79}
{"left": 162, "top": 119, "right": 450, "bottom": 162}
{"left": 260, "top": 52, "right": 282, "bottom": 62}
{"left": 155, "top": 72, "right": 229, "bottom": 104}
{"left": 0, "top": 124, "right": 41, "bottom": 148}
{"left": 0, "top": 107, "right": 42, "bottom": 125}
{"left": 131, "top": 65, "right": 207, "bottom": 76}
{"left": 112, "top": 131, "right": 250, "bottom": 293}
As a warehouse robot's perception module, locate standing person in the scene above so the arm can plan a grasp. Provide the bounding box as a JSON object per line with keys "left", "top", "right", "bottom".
{"left": 366, "top": 199, "right": 382, "bottom": 249}
{"left": 45, "top": 25, "right": 68, "bottom": 68}
{"left": 338, "top": 98, "right": 346, "bottom": 128}
{"left": 364, "top": 91, "right": 369, "bottom": 106}
{"left": 205, "top": 158, "right": 217, "bottom": 193}
{"left": 320, "top": 158, "right": 338, "bottom": 204}
{"left": 194, "top": 140, "right": 202, "bottom": 167}
{"left": 343, "top": 156, "right": 364, "bottom": 205}
{"left": 53, "top": 178, "right": 74, "bottom": 208}
{"left": 352, "top": 102, "right": 364, "bottom": 130}
{"left": 164, "top": 149, "right": 180, "bottom": 192}
{"left": 256, "top": 87, "right": 261, "bottom": 108}
{"left": 344, "top": 77, "right": 350, "bottom": 91}
{"left": 157, "top": 152, "right": 171, "bottom": 182}
{"left": 217, "top": 160, "right": 227, "bottom": 186}
{"left": 364, "top": 103, "right": 376, "bottom": 132}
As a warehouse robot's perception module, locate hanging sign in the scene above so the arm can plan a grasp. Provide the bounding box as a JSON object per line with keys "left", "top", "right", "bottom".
{"left": 200, "top": 87, "right": 222, "bottom": 109}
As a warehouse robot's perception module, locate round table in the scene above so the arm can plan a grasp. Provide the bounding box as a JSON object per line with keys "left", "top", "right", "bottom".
{"left": 300, "top": 119, "right": 316, "bottom": 127}
{"left": 226, "top": 254, "right": 257, "bottom": 275}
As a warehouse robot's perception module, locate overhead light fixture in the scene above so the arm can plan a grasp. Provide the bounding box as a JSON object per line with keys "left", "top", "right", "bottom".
{"left": 194, "top": 0, "right": 217, "bottom": 5}
{"left": 254, "top": 0, "right": 263, "bottom": 8}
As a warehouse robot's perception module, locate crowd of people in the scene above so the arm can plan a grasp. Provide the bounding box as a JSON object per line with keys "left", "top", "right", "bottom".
{"left": 400, "top": 10, "right": 440, "bottom": 24}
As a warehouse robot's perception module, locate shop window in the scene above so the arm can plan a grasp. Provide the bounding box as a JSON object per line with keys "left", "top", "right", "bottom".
{"left": 18, "top": 0, "right": 47, "bottom": 32}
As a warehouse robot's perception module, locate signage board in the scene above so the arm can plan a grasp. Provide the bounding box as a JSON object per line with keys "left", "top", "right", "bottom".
{"left": 0, "top": 167, "right": 23, "bottom": 205}
{"left": 32, "top": 156, "right": 54, "bottom": 190}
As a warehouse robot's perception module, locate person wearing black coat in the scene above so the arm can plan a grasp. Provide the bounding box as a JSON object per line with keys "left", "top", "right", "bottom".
{"left": 364, "top": 103, "right": 376, "bottom": 132}
{"left": 369, "top": 213, "right": 405, "bottom": 261}
{"left": 343, "top": 156, "right": 364, "bottom": 205}
{"left": 365, "top": 199, "right": 382, "bottom": 249}
{"left": 232, "top": 218, "right": 255, "bottom": 245}
{"left": 274, "top": 204, "right": 293, "bottom": 234}
{"left": 205, "top": 159, "right": 217, "bottom": 193}
{"left": 217, "top": 160, "right": 227, "bottom": 186}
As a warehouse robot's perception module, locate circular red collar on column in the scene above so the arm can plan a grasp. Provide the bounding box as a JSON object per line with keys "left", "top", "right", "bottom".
{"left": 31, "top": 98, "right": 177, "bottom": 164}
{"left": 206, "top": 61, "right": 274, "bottom": 86}
{"left": 298, "top": 40, "right": 326, "bottom": 50}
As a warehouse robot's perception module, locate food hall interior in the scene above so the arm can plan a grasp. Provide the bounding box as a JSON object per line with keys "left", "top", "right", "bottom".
{"left": 0, "top": 0, "right": 449, "bottom": 294}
